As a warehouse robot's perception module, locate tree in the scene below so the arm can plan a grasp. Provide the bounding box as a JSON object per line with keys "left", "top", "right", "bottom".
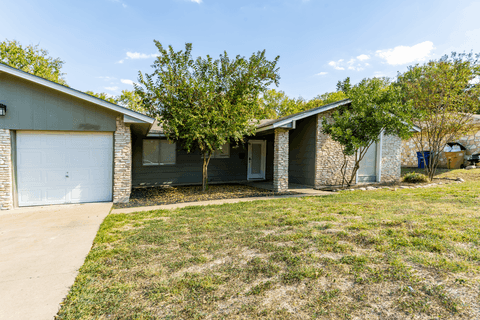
{"left": 304, "top": 90, "right": 348, "bottom": 111}
{"left": 322, "top": 77, "right": 413, "bottom": 187}
{"left": 0, "top": 39, "right": 67, "bottom": 85}
{"left": 117, "top": 90, "right": 149, "bottom": 115}
{"left": 85, "top": 91, "right": 118, "bottom": 104}
{"left": 256, "top": 89, "right": 348, "bottom": 120}
{"left": 397, "top": 52, "right": 480, "bottom": 180}
{"left": 256, "top": 89, "right": 304, "bottom": 119}
{"left": 135, "top": 42, "right": 280, "bottom": 191}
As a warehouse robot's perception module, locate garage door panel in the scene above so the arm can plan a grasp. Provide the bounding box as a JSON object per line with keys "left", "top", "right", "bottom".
{"left": 89, "top": 150, "right": 112, "bottom": 167}
{"left": 68, "top": 169, "right": 90, "bottom": 184}
{"left": 18, "top": 189, "right": 43, "bottom": 204}
{"left": 90, "top": 134, "right": 113, "bottom": 149}
{"left": 17, "top": 151, "right": 44, "bottom": 168}
{"left": 90, "top": 168, "right": 111, "bottom": 182}
{"left": 45, "top": 188, "right": 67, "bottom": 202}
{"left": 17, "top": 133, "right": 44, "bottom": 149}
{"left": 45, "top": 152, "right": 67, "bottom": 168}
{"left": 69, "top": 186, "right": 88, "bottom": 203}
{"left": 67, "top": 150, "right": 91, "bottom": 167}
{"left": 17, "top": 170, "right": 43, "bottom": 184}
{"left": 17, "top": 131, "right": 113, "bottom": 206}
{"left": 45, "top": 170, "right": 67, "bottom": 184}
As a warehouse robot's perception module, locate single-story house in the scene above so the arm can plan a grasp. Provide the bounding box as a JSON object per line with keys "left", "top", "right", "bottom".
{"left": 401, "top": 115, "right": 480, "bottom": 168}
{"left": 0, "top": 63, "right": 404, "bottom": 210}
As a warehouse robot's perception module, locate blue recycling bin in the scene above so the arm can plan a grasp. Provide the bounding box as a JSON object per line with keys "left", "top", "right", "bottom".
{"left": 416, "top": 151, "right": 430, "bottom": 169}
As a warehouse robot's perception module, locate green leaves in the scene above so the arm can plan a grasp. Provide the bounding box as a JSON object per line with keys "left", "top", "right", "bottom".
{"left": 321, "top": 77, "right": 413, "bottom": 186}
{"left": 397, "top": 52, "right": 480, "bottom": 179}
{"left": 135, "top": 42, "right": 280, "bottom": 190}
{"left": 0, "top": 39, "right": 67, "bottom": 85}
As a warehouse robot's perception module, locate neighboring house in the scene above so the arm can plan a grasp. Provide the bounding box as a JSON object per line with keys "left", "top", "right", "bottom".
{"left": 0, "top": 63, "right": 404, "bottom": 211}
{"left": 401, "top": 115, "right": 480, "bottom": 167}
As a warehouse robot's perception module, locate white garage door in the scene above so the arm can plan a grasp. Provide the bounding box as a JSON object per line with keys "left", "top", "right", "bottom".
{"left": 17, "top": 131, "right": 113, "bottom": 206}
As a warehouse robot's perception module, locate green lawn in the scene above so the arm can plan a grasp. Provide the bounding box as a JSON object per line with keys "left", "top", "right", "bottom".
{"left": 57, "top": 169, "right": 480, "bottom": 319}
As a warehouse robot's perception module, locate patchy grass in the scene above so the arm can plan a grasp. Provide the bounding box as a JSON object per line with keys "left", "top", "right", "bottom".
{"left": 114, "top": 184, "right": 296, "bottom": 209}
{"left": 57, "top": 169, "right": 480, "bottom": 319}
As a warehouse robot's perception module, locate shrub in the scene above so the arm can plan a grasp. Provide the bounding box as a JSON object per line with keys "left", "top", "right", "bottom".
{"left": 403, "top": 172, "right": 430, "bottom": 183}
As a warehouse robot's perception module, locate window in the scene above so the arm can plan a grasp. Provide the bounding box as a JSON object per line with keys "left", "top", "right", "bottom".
{"left": 204, "top": 143, "right": 230, "bottom": 159}
{"left": 214, "top": 143, "right": 230, "bottom": 158}
{"left": 143, "top": 140, "right": 176, "bottom": 165}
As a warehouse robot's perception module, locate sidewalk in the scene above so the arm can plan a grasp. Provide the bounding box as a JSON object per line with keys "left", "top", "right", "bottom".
{"left": 111, "top": 190, "right": 331, "bottom": 214}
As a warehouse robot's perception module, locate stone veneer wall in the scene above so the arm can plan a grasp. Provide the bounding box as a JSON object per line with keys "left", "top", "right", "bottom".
{"left": 381, "top": 134, "right": 402, "bottom": 182}
{"left": 314, "top": 112, "right": 355, "bottom": 187}
{"left": 401, "top": 127, "right": 480, "bottom": 167}
{"left": 0, "top": 130, "right": 13, "bottom": 210}
{"left": 273, "top": 128, "right": 289, "bottom": 192}
{"left": 113, "top": 116, "right": 132, "bottom": 203}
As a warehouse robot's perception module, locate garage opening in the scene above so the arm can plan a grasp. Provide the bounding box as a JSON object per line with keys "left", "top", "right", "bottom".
{"left": 16, "top": 131, "right": 113, "bottom": 206}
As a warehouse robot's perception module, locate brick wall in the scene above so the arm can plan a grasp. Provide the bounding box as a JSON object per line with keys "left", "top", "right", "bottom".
{"left": 314, "top": 112, "right": 355, "bottom": 187}
{"left": 0, "top": 130, "right": 13, "bottom": 210}
{"left": 113, "top": 116, "right": 132, "bottom": 203}
{"left": 273, "top": 128, "right": 289, "bottom": 192}
{"left": 381, "top": 134, "right": 402, "bottom": 182}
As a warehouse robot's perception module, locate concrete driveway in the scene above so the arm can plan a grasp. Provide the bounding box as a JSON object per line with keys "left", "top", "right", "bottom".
{"left": 0, "top": 202, "right": 112, "bottom": 320}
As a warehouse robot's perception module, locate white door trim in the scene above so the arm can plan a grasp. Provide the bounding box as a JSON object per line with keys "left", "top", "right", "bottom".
{"left": 247, "top": 140, "right": 266, "bottom": 180}
{"left": 376, "top": 131, "right": 384, "bottom": 182}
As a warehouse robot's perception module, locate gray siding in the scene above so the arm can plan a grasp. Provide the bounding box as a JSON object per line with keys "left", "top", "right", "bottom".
{"left": 131, "top": 134, "right": 249, "bottom": 186}
{"left": 0, "top": 73, "right": 117, "bottom": 131}
{"left": 288, "top": 115, "right": 316, "bottom": 186}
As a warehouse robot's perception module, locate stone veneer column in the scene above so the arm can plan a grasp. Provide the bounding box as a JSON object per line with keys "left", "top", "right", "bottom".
{"left": 0, "top": 130, "right": 13, "bottom": 210}
{"left": 273, "top": 128, "right": 289, "bottom": 192}
{"left": 381, "top": 134, "right": 402, "bottom": 182}
{"left": 113, "top": 116, "right": 132, "bottom": 203}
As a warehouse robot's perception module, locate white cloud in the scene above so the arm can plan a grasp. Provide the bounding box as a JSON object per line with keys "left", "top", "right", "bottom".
{"left": 121, "top": 79, "right": 134, "bottom": 85}
{"left": 118, "top": 52, "right": 159, "bottom": 64}
{"left": 373, "top": 71, "right": 386, "bottom": 78}
{"left": 109, "top": 0, "right": 127, "bottom": 8}
{"left": 97, "top": 76, "right": 117, "bottom": 81}
{"left": 126, "top": 52, "right": 158, "bottom": 59}
{"left": 104, "top": 86, "right": 119, "bottom": 91}
{"left": 470, "top": 76, "right": 480, "bottom": 85}
{"left": 376, "top": 41, "right": 435, "bottom": 65}
{"left": 316, "top": 72, "right": 328, "bottom": 76}
{"left": 357, "top": 54, "right": 370, "bottom": 61}
{"left": 328, "top": 60, "right": 344, "bottom": 70}
{"left": 189, "top": 0, "right": 202, "bottom": 3}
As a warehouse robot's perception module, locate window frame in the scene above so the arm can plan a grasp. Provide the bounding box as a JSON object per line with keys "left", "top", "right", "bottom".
{"left": 142, "top": 139, "right": 176, "bottom": 166}
{"left": 203, "top": 143, "right": 230, "bottom": 159}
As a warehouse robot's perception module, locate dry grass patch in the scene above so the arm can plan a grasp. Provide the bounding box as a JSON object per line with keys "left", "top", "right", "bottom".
{"left": 57, "top": 169, "right": 480, "bottom": 319}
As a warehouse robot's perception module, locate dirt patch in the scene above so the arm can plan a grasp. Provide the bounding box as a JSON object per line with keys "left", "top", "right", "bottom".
{"left": 114, "top": 183, "right": 297, "bottom": 208}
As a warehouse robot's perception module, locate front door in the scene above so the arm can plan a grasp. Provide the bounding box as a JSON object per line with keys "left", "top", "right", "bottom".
{"left": 247, "top": 140, "right": 266, "bottom": 180}
{"left": 358, "top": 142, "right": 377, "bottom": 183}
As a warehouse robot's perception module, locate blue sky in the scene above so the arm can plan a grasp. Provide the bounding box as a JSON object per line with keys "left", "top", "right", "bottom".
{"left": 2, "top": 0, "right": 479, "bottom": 100}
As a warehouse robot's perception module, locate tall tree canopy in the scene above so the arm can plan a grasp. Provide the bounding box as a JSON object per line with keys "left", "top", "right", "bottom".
{"left": 322, "top": 77, "right": 413, "bottom": 186}
{"left": 0, "top": 39, "right": 67, "bottom": 85}
{"left": 135, "top": 41, "right": 280, "bottom": 191}
{"left": 256, "top": 89, "right": 347, "bottom": 120}
{"left": 397, "top": 52, "right": 480, "bottom": 179}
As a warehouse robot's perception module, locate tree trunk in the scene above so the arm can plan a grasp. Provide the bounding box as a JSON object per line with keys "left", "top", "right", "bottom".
{"left": 202, "top": 152, "right": 212, "bottom": 192}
